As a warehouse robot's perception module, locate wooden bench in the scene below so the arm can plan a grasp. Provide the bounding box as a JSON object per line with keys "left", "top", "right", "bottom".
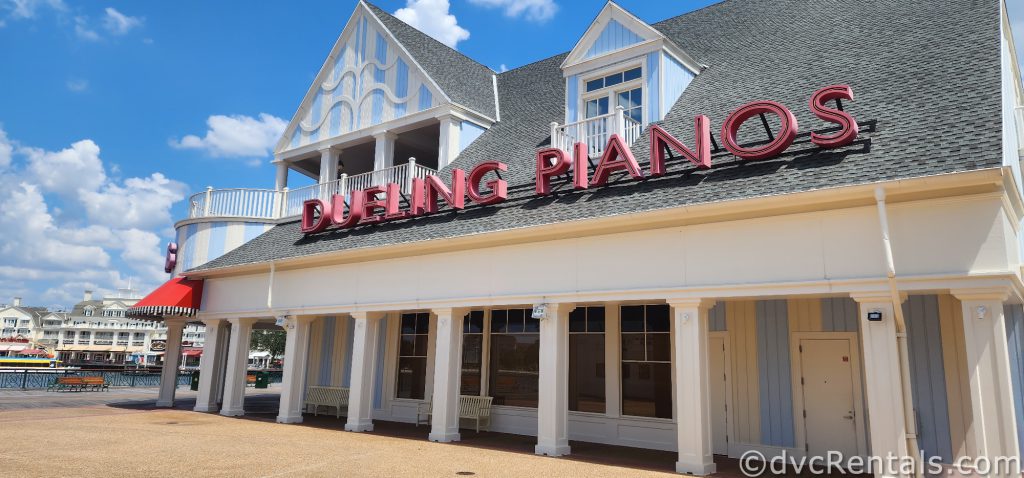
{"left": 304, "top": 386, "right": 349, "bottom": 418}
{"left": 246, "top": 375, "right": 256, "bottom": 387}
{"left": 416, "top": 395, "right": 493, "bottom": 432}
{"left": 47, "top": 376, "right": 108, "bottom": 392}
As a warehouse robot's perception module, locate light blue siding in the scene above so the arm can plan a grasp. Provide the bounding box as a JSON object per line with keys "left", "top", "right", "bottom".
{"left": 310, "top": 91, "right": 323, "bottom": 142}
{"left": 1006, "top": 304, "right": 1024, "bottom": 457}
{"left": 319, "top": 317, "right": 336, "bottom": 385}
{"left": 646, "top": 52, "right": 660, "bottom": 124}
{"left": 182, "top": 223, "right": 199, "bottom": 272}
{"left": 342, "top": 316, "right": 355, "bottom": 387}
{"left": 584, "top": 19, "right": 644, "bottom": 59}
{"left": 395, "top": 58, "right": 409, "bottom": 118}
{"left": 206, "top": 221, "right": 227, "bottom": 262}
{"left": 373, "top": 317, "right": 387, "bottom": 409}
{"left": 459, "top": 121, "right": 486, "bottom": 153}
{"left": 243, "top": 222, "right": 266, "bottom": 242}
{"left": 566, "top": 75, "right": 579, "bottom": 123}
{"left": 903, "top": 295, "right": 953, "bottom": 460}
{"left": 756, "top": 299, "right": 795, "bottom": 447}
{"left": 709, "top": 302, "right": 726, "bottom": 332}
{"left": 821, "top": 297, "right": 858, "bottom": 332}
{"left": 661, "top": 53, "right": 694, "bottom": 119}
{"left": 418, "top": 84, "right": 432, "bottom": 111}
{"left": 371, "top": 33, "right": 387, "bottom": 125}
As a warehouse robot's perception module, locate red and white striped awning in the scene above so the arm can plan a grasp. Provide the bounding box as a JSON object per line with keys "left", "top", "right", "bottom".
{"left": 127, "top": 277, "right": 204, "bottom": 319}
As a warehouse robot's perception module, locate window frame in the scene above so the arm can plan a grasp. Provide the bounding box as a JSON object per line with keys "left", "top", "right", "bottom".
{"left": 394, "top": 311, "right": 431, "bottom": 401}
{"left": 579, "top": 61, "right": 646, "bottom": 126}
{"left": 568, "top": 306, "right": 607, "bottom": 415}
{"left": 619, "top": 303, "right": 674, "bottom": 420}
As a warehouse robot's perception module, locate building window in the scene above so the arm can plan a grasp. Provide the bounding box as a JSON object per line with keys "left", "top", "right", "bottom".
{"left": 461, "top": 310, "right": 485, "bottom": 396}
{"left": 488, "top": 308, "right": 540, "bottom": 408}
{"left": 569, "top": 306, "right": 606, "bottom": 413}
{"left": 620, "top": 304, "right": 672, "bottom": 419}
{"left": 84, "top": 308, "right": 93, "bottom": 317}
{"left": 396, "top": 312, "right": 429, "bottom": 400}
{"left": 584, "top": 66, "right": 643, "bottom": 123}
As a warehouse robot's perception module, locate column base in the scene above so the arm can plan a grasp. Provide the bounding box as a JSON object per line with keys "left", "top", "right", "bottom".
{"left": 675, "top": 460, "right": 716, "bottom": 476}
{"left": 534, "top": 444, "right": 571, "bottom": 457}
{"left": 276, "top": 414, "right": 304, "bottom": 424}
{"left": 193, "top": 403, "right": 218, "bottom": 413}
{"left": 219, "top": 408, "right": 245, "bottom": 417}
{"left": 345, "top": 420, "right": 374, "bottom": 432}
{"left": 428, "top": 432, "right": 461, "bottom": 443}
{"left": 155, "top": 400, "right": 174, "bottom": 408}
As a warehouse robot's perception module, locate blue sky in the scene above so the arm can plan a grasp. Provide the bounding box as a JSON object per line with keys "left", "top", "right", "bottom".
{"left": 0, "top": 0, "right": 1022, "bottom": 308}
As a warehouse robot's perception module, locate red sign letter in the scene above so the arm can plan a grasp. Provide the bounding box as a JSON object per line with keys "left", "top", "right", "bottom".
{"left": 360, "top": 186, "right": 388, "bottom": 225}
{"left": 649, "top": 119, "right": 712, "bottom": 176}
{"left": 300, "top": 198, "right": 333, "bottom": 234}
{"left": 809, "top": 84, "right": 858, "bottom": 149}
{"left": 573, "top": 142, "right": 589, "bottom": 190}
{"left": 535, "top": 148, "right": 571, "bottom": 195}
{"left": 721, "top": 101, "right": 799, "bottom": 161}
{"left": 468, "top": 161, "right": 508, "bottom": 206}
{"left": 424, "top": 171, "right": 466, "bottom": 214}
{"left": 590, "top": 134, "right": 643, "bottom": 187}
{"left": 385, "top": 183, "right": 410, "bottom": 220}
{"left": 331, "top": 192, "right": 363, "bottom": 229}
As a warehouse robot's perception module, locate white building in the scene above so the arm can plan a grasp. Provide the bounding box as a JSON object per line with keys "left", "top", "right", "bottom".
{"left": 133, "top": 1, "right": 1024, "bottom": 476}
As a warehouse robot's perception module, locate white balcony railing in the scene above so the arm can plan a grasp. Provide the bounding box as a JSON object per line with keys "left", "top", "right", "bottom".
{"left": 551, "top": 105, "right": 644, "bottom": 159}
{"left": 187, "top": 159, "right": 437, "bottom": 221}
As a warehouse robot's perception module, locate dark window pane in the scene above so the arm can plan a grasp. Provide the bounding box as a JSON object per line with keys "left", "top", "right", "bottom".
{"left": 401, "top": 314, "right": 417, "bottom": 334}
{"left": 524, "top": 316, "right": 540, "bottom": 333}
{"left": 605, "top": 72, "right": 623, "bottom": 87}
{"left": 396, "top": 357, "right": 427, "bottom": 399}
{"left": 416, "top": 313, "right": 430, "bottom": 334}
{"left": 621, "top": 305, "right": 645, "bottom": 332}
{"left": 569, "top": 308, "right": 587, "bottom": 333}
{"left": 461, "top": 334, "right": 483, "bottom": 396}
{"left": 491, "top": 309, "right": 507, "bottom": 333}
{"left": 507, "top": 309, "right": 525, "bottom": 333}
{"left": 623, "top": 67, "right": 642, "bottom": 81}
{"left": 647, "top": 333, "right": 671, "bottom": 362}
{"left": 587, "top": 307, "right": 605, "bottom": 332}
{"left": 569, "top": 334, "right": 606, "bottom": 413}
{"left": 621, "top": 333, "right": 645, "bottom": 361}
{"left": 465, "top": 311, "right": 484, "bottom": 333}
{"left": 618, "top": 91, "right": 630, "bottom": 108}
{"left": 586, "top": 78, "right": 603, "bottom": 92}
{"left": 489, "top": 333, "right": 540, "bottom": 407}
{"left": 414, "top": 334, "right": 429, "bottom": 357}
{"left": 399, "top": 334, "right": 416, "bottom": 356}
{"left": 646, "top": 305, "right": 670, "bottom": 332}
{"left": 622, "top": 362, "right": 672, "bottom": 418}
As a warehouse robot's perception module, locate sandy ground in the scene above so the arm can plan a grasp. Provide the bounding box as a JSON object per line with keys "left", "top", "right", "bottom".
{"left": 0, "top": 388, "right": 683, "bottom": 478}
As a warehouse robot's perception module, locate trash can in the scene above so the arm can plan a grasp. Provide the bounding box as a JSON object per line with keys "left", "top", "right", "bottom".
{"left": 255, "top": 371, "right": 269, "bottom": 389}
{"left": 190, "top": 370, "right": 200, "bottom": 391}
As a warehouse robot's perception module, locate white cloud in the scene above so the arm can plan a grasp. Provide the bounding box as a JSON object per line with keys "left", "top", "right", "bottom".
{"left": 73, "top": 15, "right": 99, "bottom": 41}
{"left": 499, "top": 63, "right": 508, "bottom": 72}
{"left": 79, "top": 172, "right": 188, "bottom": 230}
{"left": 102, "top": 7, "right": 142, "bottom": 35}
{"left": 0, "top": 128, "right": 11, "bottom": 170}
{"left": 65, "top": 78, "right": 88, "bottom": 92}
{"left": 395, "top": 0, "right": 470, "bottom": 49}
{"left": 5, "top": 0, "right": 66, "bottom": 20}
{"left": 22, "top": 138, "right": 106, "bottom": 194}
{"left": 171, "top": 113, "right": 286, "bottom": 158}
{"left": 467, "top": 0, "right": 556, "bottom": 22}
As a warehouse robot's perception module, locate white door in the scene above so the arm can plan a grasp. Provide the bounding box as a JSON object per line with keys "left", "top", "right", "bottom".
{"left": 799, "top": 338, "right": 859, "bottom": 457}
{"left": 708, "top": 335, "right": 729, "bottom": 455}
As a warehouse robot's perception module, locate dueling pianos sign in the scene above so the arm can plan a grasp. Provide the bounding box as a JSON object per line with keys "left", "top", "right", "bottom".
{"left": 301, "top": 84, "right": 859, "bottom": 234}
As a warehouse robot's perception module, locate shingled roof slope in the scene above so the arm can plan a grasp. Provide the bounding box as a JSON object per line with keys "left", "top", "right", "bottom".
{"left": 364, "top": 2, "right": 497, "bottom": 119}
{"left": 194, "top": 0, "right": 1004, "bottom": 272}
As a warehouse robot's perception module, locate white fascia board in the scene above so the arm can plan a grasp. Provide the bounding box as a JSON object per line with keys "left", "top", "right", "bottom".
{"left": 562, "top": 39, "right": 662, "bottom": 78}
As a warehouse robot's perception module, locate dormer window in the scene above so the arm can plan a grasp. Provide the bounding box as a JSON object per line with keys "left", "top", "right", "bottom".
{"left": 84, "top": 307, "right": 93, "bottom": 317}
{"left": 583, "top": 66, "right": 644, "bottom": 124}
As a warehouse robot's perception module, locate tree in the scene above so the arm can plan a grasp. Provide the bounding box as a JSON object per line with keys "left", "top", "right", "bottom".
{"left": 250, "top": 329, "right": 286, "bottom": 361}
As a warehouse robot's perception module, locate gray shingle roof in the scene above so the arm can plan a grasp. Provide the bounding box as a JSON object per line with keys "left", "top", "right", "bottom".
{"left": 364, "top": 2, "right": 497, "bottom": 119}
{"left": 194, "top": 0, "right": 1005, "bottom": 272}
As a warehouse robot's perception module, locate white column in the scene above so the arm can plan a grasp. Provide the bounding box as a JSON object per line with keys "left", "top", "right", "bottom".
{"left": 669, "top": 299, "right": 716, "bottom": 476}
{"left": 429, "top": 308, "right": 464, "bottom": 442}
{"left": 437, "top": 115, "right": 461, "bottom": 169}
{"left": 952, "top": 289, "right": 1021, "bottom": 462}
{"left": 851, "top": 294, "right": 911, "bottom": 475}
{"left": 194, "top": 319, "right": 227, "bottom": 412}
{"left": 346, "top": 312, "right": 382, "bottom": 432}
{"left": 274, "top": 161, "right": 289, "bottom": 190}
{"left": 220, "top": 318, "right": 256, "bottom": 417}
{"left": 373, "top": 132, "right": 397, "bottom": 171}
{"left": 277, "top": 316, "right": 314, "bottom": 424}
{"left": 536, "top": 303, "right": 573, "bottom": 457}
{"left": 319, "top": 148, "right": 339, "bottom": 190}
{"left": 156, "top": 319, "right": 185, "bottom": 408}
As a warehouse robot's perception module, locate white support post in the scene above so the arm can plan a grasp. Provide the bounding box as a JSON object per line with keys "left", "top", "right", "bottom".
{"left": 203, "top": 186, "right": 213, "bottom": 217}
{"left": 669, "top": 299, "right": 716, "bottom": 476}
{"left": 405, "top": 158, "right": 416, "bottom": 194}
{"left": 614, "top": 105, "right": 626, "bottom": 137}
{"left": 220, "top": 317, "right": 256, "bottom": 417}
{"left": 437, "top": 115, "right": 461, "bottom": 170}
{"left": 549, "top": 121, "right": 560, "bottom": 151}
{"left": 346, "top": 312, "right": 382, "bottom": 432}
{"left": 851, "top": 294, "right": 911, "bottom": 477}
{"left": 214, "top": 321, "right": 231, "bottom": 405}
{"left": 194, "top": 319, "right": 227, "bottom": 412}
{"left": 318, "top": 148, "right": 338, "bottom": 199}
{"left": 429, "top": 308, "right": 464, "bottom": 442}
{"left": 536, "top": 302, "right": 573, "bottom": 457}
{"left": 952, "top": 289, "right": 1021, "bottom": 462}
{"left": 277, "top": 316, "right": 314, "bottom": 424}
{"left": 274, "top": 161, "right": 288, "bottom": 191}
{"left": 373, "top": 132, "right": 397, "bottom": 171}
{"left": 156, "top": 319, "right": 185, "bottom": 408}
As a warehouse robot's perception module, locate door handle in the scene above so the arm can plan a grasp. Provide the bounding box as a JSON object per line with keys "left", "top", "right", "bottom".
{"left": 843, "top": 412, "right": 855, "bottom": 420}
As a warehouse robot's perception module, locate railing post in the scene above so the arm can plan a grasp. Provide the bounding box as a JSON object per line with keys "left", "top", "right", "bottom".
{"left": 614, "top": 106, "right": 626, "bottom": 138}
{"left": 21, "top": 369, "right": 28, "bottom": 389}
{"left": 550, "top": 122, "right": 559, "bottom": 151}
{"left": 406, "top": 158, "right": 416, "bottom": 194}
{"left": 203, "top": 186, "right": 213, "bottom": 217}
{"left": 339, "top": 174, "right": 348, "bottom": 205}
{"left": 278, "top": 187, "right": 289, "bottom": 218}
